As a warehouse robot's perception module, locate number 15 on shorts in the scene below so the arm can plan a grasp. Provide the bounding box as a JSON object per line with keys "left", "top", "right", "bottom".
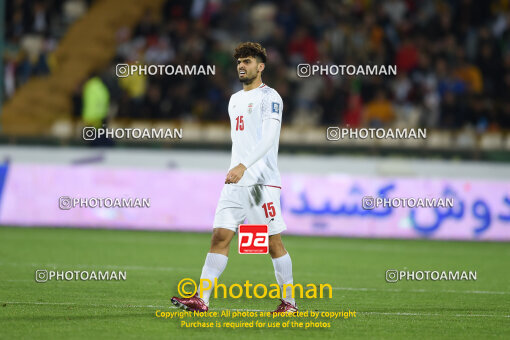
{"left": 238, "top": 225, "right": 268, "bottom": 254}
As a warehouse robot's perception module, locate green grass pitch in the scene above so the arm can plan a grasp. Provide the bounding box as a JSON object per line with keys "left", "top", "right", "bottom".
{"left": 0, "top": 227, "right": 509, "bottom": 339}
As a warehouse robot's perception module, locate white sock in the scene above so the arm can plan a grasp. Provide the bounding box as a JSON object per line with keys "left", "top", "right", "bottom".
{"left": 272, "top": 253, "right": 295, "bottom": 306}
{"left": 198, "top": 253, "right": 228, "bottom": 306}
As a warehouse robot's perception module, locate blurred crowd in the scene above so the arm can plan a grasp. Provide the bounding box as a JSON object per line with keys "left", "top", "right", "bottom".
{"left": 4, "top": 0, "right": 90, "bottom": 97}
{"left": 5, "top": 0, "right": 510, "bottom": 131}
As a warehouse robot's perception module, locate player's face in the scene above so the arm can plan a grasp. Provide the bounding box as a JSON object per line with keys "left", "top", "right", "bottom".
{"left": 237, "top": 57, "right": 263, "bottom": 84}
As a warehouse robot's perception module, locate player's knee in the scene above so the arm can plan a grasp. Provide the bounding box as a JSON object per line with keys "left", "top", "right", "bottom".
{"left": 211, "top": 229, "right": 231, "bottom": 249}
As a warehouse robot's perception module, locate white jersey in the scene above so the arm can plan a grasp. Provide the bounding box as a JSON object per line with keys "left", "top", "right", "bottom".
{"left": 228, "top": 83, "right": 283, "bottom": 187}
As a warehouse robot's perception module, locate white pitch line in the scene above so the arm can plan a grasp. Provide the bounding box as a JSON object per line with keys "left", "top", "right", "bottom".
{"left": 1, "top": 301, "right": 508, "bottom": 318}
{"left": 0, "top": 262, "right": 187, "bottom": 272}
{"left": 209, "top": 308, "right": 266, "bottom": 312}
{"left": 332, "top": 287, "right": 510, "bottom": 295}
{"left": 361, "top": 311, "right": 510, "bottom": 318}
{"left": 1, "top": 301, "right": 169, "bottom": 308}
{"left": 2, "top": 262, "right": 509, "bottom": 296}
{"left": 212, "top": 308, "right": 510, "bottom": 318}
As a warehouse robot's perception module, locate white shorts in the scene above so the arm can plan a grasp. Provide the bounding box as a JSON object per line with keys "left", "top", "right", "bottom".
{"left": 213, "top": 184, "right": 287, "bottom": 236}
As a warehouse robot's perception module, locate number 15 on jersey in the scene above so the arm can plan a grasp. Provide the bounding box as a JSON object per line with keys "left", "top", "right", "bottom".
{"left": 235, "top": 116, "right": 244, "bottom": 131}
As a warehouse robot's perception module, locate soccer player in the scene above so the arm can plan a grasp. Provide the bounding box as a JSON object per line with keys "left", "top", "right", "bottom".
{"left": 171, "top": 42, "right": 297, "bottom": 314}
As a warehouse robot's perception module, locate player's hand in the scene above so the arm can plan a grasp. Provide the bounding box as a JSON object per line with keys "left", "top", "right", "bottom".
{"left": 225, "top": 163, "right": 247, "bottom": 184}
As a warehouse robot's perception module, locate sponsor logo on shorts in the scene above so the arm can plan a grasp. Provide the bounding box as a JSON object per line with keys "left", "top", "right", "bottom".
{"left": 238, "top": 224, "right": 268, "bottom": 254}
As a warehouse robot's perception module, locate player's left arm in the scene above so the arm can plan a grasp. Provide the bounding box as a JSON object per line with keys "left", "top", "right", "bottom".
{"left": 225, "top": 91, "right": 283, "bottom": 184}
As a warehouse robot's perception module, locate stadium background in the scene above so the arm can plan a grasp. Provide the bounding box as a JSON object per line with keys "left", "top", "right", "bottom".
{"left": 0, "top": 0, "right": 509, "bottom": 338}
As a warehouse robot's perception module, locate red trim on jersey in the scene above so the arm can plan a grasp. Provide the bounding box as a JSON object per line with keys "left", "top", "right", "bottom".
{"left": 259, "top": 83, "right": 266, "bottom": 88}
{"left": 264, "top": 185, "right": 281, "bottom": 189}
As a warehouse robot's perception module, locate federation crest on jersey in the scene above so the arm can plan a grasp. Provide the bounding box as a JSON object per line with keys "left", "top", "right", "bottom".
{"left": 272, "top": 102, "right": 280, "bottom": 114}
{"left": 248, "top": 103, "right": 253, "bottom": 114}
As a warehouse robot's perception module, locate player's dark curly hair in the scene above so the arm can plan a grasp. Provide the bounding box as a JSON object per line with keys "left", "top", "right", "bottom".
{"left": 233, "top": 42, "right": 267, "bottom": 63}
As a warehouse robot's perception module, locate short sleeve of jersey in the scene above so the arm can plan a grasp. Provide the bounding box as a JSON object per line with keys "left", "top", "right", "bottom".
{"left": 261, "top": 89, "right": 283, "bottom": 122}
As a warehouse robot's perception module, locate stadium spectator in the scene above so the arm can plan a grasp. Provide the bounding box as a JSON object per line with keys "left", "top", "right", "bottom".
{"left": 82, "top": 73, "right": 109, "bottom": 128}
{"left": 363, "top": 90, "right": 395, "bottom": 127}
{"left": 4, "top": 0, "right": 510, "bottom": 135}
